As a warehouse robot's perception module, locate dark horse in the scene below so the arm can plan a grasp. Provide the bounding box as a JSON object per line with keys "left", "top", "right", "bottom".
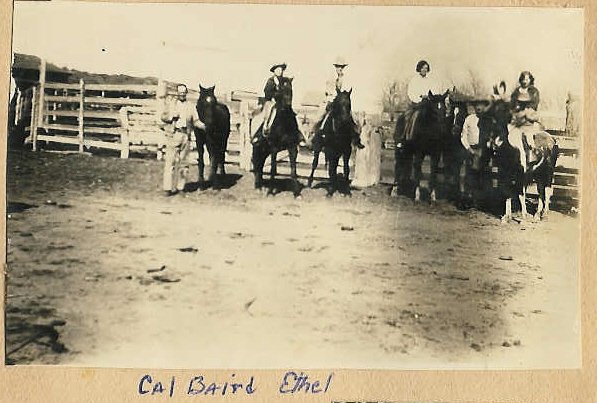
{"left": 308, "top": 89, "right": 357, "bottom": 197}
{"left": 393, "top": 91, "right": 450, "bottom": 202}
{"left": 252, "top": 77, "right": 301, "bottom": 197}
{"left": 194, "top": 85, "right": 231, "bottom": 190}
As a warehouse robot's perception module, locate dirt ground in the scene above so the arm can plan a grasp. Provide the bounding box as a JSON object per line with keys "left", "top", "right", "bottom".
{"left": 5, "top": 149, "right": 580, "bottom": 369}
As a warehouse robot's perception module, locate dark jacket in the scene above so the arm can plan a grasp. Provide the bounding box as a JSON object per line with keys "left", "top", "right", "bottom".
{"left": 264, "top": 76, "right": 284, "bottom": 102}
{"left": 510, "top": 85, "right": 540, "bottom": 111}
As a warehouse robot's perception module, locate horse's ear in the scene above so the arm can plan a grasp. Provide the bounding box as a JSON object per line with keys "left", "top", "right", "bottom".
{"left": 208, "top": 85, "right": 215, "bottom": 92}
{"left": 348, "top": 88, "right": 352, "bottom": 95}
{"left": 199, "top": 85, "right": 206, "bottom": 92}
{"left": 428, "top": 90, "right": 433, "bottom": 96}
{"left": 288, "top": 77, "right": 294, "bottom": 83}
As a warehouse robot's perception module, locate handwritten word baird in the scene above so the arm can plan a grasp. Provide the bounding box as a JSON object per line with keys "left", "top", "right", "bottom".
{"left": 187, "top": 375, "right": 256, "bottom": 396}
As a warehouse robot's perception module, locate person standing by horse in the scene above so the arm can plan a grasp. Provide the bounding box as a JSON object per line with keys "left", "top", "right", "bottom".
{"left": 508, "top": 70, "right": 542, "bottom": 150}
{"left": 460, "top": 99, "right": 492, "bottom": 202}
{"left": 251, "top": 62, "right": 306, "bottom": 146}
{"left": 312, "top": 57, "right": 365, "bottom": 149}
{"left": 160, "top": 83, "right": 205, "bottom": 195}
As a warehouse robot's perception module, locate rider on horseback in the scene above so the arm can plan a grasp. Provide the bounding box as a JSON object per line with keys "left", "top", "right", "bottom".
{"left": 508, "top": 70, "right": 542, "bottom": 150}
{"left": 313, "top": 57, "right": 365, "bottom": 149}
{"left": 251, "top": 62, "right": 306, "bottom": 146}
{"left": 397, "top": 60, "right": 444, "bottom": 146}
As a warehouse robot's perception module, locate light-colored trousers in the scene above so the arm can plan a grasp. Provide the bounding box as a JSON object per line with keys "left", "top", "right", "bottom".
{"left": 162, "top": 129, "right": 191, "bottom": 192}
{"left": 251, "top": 101, "right": 275, "bottom": 137}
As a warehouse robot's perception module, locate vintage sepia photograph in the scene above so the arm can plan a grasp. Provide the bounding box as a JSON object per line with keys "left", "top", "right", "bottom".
{"left": 5, "top": 2, "right": 582, "bottom": 369}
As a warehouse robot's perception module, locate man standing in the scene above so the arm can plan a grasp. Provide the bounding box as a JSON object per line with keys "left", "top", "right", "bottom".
{"left": 160, "top": 83, "right": 205, "bottom": 195}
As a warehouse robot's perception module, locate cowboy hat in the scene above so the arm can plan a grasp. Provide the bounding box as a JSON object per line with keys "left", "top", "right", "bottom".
{"left": 270, "top": 63, "right": 287, "bottom": 73}
{"left": 333, "top": 56, "right": 348, "bottom": 67}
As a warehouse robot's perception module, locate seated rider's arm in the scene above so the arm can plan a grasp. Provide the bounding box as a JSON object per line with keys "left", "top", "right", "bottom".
{"left": 263, "top": 77, "right": 277, "bottom": 102}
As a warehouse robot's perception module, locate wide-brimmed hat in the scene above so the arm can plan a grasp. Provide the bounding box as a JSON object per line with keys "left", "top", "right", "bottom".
{"left": 270, "top": 63, "right": 287, "bottom": 73}
{"left": 333, "top": 56, "right": 348, "bottom": 67}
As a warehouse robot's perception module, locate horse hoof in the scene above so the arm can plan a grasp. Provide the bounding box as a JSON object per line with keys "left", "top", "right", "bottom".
{"left": 307, "top": 179, "right": 313, "bottom": 188}
{"left": 390, "top": 187, "right": 398, "bottom": 197}
{"left": 501, "top": 215, "right": 511, "bottom": 224}
{"left": 326, "top": 192, "right": 333, "bottom": 199}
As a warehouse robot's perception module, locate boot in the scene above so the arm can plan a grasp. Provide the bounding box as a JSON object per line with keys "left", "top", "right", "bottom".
{"left": 353, "top": 136, "right": 365, "bottom": 149}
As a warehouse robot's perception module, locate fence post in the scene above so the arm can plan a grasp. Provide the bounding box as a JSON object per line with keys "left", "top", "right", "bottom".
{"left": 119, "top": 106, "right": 130, "bottom": 158}
{"left": 31, "top": 86, "right": 38, "bottom": 150}
{"left": 352, "top": 122, "right": 382, "bottom": 188}
{"left": 238, "top": 100, "right": 252, "bottom": 171}
{"left": 78, "top": 79, "right": 85, "bottom": 152}
{"left": 35, "top": 58, "right": 47, "bottom": 147}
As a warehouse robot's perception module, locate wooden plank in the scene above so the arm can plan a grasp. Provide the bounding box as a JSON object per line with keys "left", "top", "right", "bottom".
{"left": 84, "top": 126, "right": 125, "bottom": 135}
{"left": 44, "top": 82, "right": 81, "bottom": 90}
{"left": 44, "top": 110, "right": 121, "bottom": 119}
{"left": 84, "top": 84, "right": 158, "bottom": 92}
{"left": 44, "top": 123, "right": 79, "bottom": 133}
{"left": 37, "top": 134, "right": 80, "bottom": 145}
{"left": 42, "top": 123, "right": 123, "bottom": 136}
{"left": 84, "top": 97, "right": 156, "bottom": 106}
{"left": 83, "top": 139, "right": 123, "bottom": 150}
{"left": 45, "top": 95, "right": 80, "bottom": 103}
{"left": 123, "top": 106, "right": 158, "bottom": 114}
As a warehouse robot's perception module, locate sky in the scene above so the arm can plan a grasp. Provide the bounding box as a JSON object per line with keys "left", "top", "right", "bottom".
{"left": 11, "top": 2, "right": 583, "bottom": 113}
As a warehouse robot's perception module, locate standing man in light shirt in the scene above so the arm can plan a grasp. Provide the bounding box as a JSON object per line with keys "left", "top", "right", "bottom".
{"left": 160, "top": 83, "right": 205, "bottom": 195}
{"left": 460, "top": 99, "right": 491, "bottom": 201}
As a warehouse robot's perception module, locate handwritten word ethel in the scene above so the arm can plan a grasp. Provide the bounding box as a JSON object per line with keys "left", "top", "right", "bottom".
{"left": 279, "top": 371, "right": 333, "bottom": 394}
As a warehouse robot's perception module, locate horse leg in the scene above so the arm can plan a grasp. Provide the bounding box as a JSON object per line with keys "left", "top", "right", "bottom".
{"left": 308, "top": 150, "right": 320, "bottom": 188}
{"left": 519, "top": 188, "right": 528, "bottom": 220}
{"left": 544, "top": 186, "right": 553, "bottom": 217}
{"left": 534, "top": 184, "right": 545, "bottom": 222}
{"left": 208, "top": 147, "right": 218, "bottom": 190}
{"left": 269, "top": 151, "right": 277, "bottom": 195}
{"left": 326, "top": 153, "right": 338, "bottom": 198}
{"left": 413, "top": 151, "right": 424, "bottom": 202}
{"left": 429, "top": 151, "right": 440, "bottom": 204}
{"left": 289, "top": 147, "right": 301, "bottom": 198}
{"left": 252, "top": 145, "right": 265, "bottom": 190}
{"left": 197, "top": 143, "right": 205, "bottom": 185}
{"left": 343, "top": 149, "right": 352, "bottom": 196}
{"left": 502, "top": 197, "right": 513, "bottom": 223}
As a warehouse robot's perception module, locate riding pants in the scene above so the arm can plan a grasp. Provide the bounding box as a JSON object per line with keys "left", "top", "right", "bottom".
{"left": 163, "top": 129, "right": 191, "bottom": 192}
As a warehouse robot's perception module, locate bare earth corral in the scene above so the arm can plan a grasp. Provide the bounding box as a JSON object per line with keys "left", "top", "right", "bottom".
{"left": 6, "top": 149, "right": 580, "bottom": 369}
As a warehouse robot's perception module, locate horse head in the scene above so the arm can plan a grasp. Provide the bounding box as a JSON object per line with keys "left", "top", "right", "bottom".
{"left": 333, "top": 89, "right": 353, "bottom": 122}
{"left": 420, "top": 90, "right": 449, "bottom": 124}
{"left": 197, "top": 85, "right": 218, "bottom": 125}
{"left": 485, "top": 82, "right": 515, "bottom": 149}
